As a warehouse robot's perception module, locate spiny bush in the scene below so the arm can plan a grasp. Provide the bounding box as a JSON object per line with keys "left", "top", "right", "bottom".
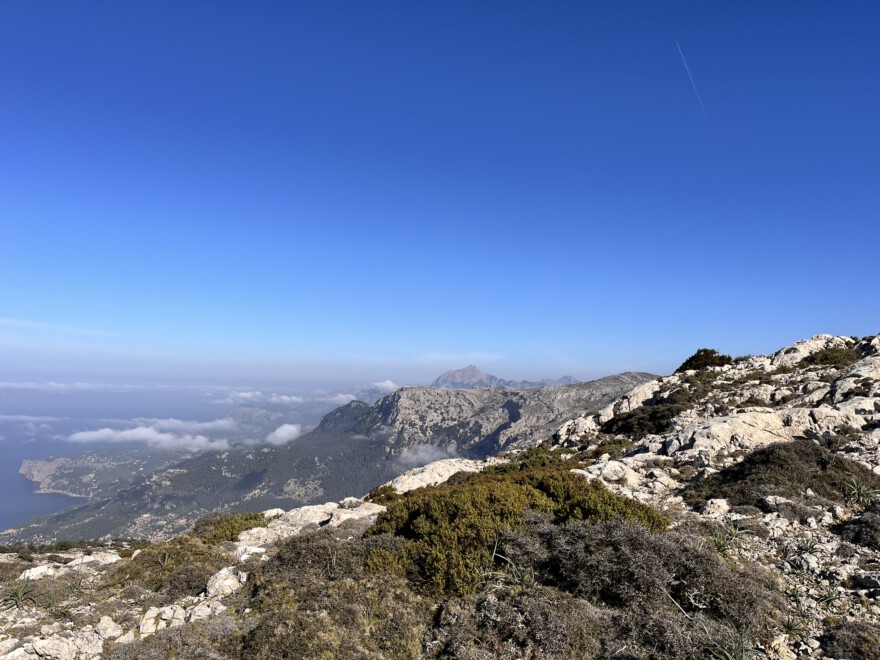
{"left": 675, "top": 348, "right": 733, "bottom": 374}
{"left": 483, "top": 445, "right": 565, "bottom": 474}
{"left": 247, "top": 530, "right": 413, "bottom": 609}
{"left": 433, "top": 515, "right": 782, "bottom": 659}
{"left": 834, "top": 503, "right": 880, "bottom": 550}
{"left": 367, "top": 463, "right": 668, "bottom": 595}
{"left": 193, "top": 512, "right": 272, "bottom": 545}
{"left": 108, "top": 616, "right": 242, "bottom": 660}
{"left": 799, "top": 347, "right": 861, "bottom": 368}
{"left": 820, "top": 620, "right": 880, "bottom": 659}
{"left": 103, "top": 536, "right": 228, "bottom": 599}
{"left": 600, "top": 401, "right": 688, "bottom": 440}
{"left": 600, "top": 371, "right": 721, "bottom": 441}
{"left": 682, "top": 440, "right": 880, "bottom": 510}
{"left": 425, "top": 585, "right": 608, "bottom": 658}
{"left": 242, "top": 575, "right": 429, "bottom": 660}
{"left": 244, "top": 530, "right": 428, "bottom": 659}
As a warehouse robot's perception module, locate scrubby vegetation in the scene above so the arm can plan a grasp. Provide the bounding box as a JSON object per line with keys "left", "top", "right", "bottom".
{"left": 600, "top": 370, "right": 720, "bottom": 440}
{"left": 799, "top": 346, "right": 861, "bottom": 368}
{"left": 834, "top": 502, "right": 880, "bottom": 550}
{"left": 192, "top": 512, "right": 274, "bottom": 545}
{"left": 819, "top": 620, "right": 880, "bottom": 659}
{"left": 369, "top": 456, "right": 668, "bottom": 595}
{"left": 675, "top": 348, "right": 733, "bottom": 373}
{"left": 683, "top": 440, "right": 880, "bottom": 511}
{"left": 103, "top": 535, "right": 229, "bottom": 599}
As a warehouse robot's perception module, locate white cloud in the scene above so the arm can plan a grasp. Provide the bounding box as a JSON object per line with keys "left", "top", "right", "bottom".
{"left": 133, "top": 418, "right": 238, "bottom": 433}
{"left": 0, "top": 414, "right": 62, "bottom": 423}
{"left": 211, "top": 390, "right": 264, "bottom": 405}
{"left": 0, "top": 381, "right": 120, "bottom": 392}
{"left": 372, "top": 380, "right": 399, "bottom": 393}
{"left": 68, "top": 426, "right": 229, "bottom": 451}
{"left": 265, "top": 423, "right": 303, "bottom": 446}
{"left": 396, "top": 445, "right": 456, "bottom": 468}
{"left": 317, "top": 393, "right": 357, "bottom": 405}
{"left": 269, "top": 394, "right": 305, "bottom": 405}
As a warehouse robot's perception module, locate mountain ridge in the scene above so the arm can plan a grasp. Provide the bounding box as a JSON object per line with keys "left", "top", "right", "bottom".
{"left": 431, "top": 364, "right": 576, "bottom": 389}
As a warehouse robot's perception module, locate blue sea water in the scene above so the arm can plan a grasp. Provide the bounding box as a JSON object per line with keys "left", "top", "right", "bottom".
{"left": 0, "top": 438, "right": 87, "bottom": 533}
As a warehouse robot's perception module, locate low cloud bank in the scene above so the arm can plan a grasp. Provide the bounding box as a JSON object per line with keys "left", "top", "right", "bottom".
{"left": 265, "top": 423, "right": 303, "bottom": 445}
{"left": 396, "top": 445, "right": 457, "bottom": 469}
{"left": 269, "top": 394, "right": 304, "bottom": 405}
{"left": 68, "top": 425, "right": 230, "bottom": 451}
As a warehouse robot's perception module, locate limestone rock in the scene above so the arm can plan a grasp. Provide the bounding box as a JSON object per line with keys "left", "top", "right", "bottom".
{"left": 94, "top": 616, "right": 122, "bottom": 640}
{"left": 187, "top": 599, "right": 226, "bottom": 622}
{"left": 205, "top": 567, "right": 247, "bottom": 598}
{"left": 703, "top": 499, "right": 730, "bottom": 516}
{"left": 770, "top": 334, "right": 856, "bottom": 368}
{"left": 387, "top": 458, "right": 493, "bottom": 493}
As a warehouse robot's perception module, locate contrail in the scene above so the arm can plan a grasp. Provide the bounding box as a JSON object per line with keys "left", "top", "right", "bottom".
{"left": 676, "top": 40, "right": 715, "bottom": 136}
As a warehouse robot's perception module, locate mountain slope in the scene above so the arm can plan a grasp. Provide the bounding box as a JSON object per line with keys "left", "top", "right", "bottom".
{"left": 0, "top": 371, "right": 654, "bottom": 543}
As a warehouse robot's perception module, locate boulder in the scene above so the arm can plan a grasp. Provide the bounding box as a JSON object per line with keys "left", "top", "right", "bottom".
{"left": 205, "top": 567, "right": 247, "bottom": 598}
{"left": 95, "top": 616, "right": 122, "bottom": 640}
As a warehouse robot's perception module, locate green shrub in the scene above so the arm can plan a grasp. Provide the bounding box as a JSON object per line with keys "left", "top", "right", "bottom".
{"left": 193, "top": 512, "right": 271, "bottom": 545}
{"left": 799, "top": 347, "right": 860, "bottom": 368}
{"left": 368, "top": 464, "right": 667, "bottom": 595}
{"left": 675, "top": 348, "right": 733, "bottom": 374}
{"left": 600, "top": 402, "right": 687, "bottom": 440}
{"left": 103, "top": 536, "right": 228, "bottom": 598}
{"left": 242, "top": 575, "right": 429, "bottom": 659}
{"left": 365, "top": 484, "right": 403, "bottom": 505}
{"left": 483, "top": 446, "right": 565, "bottom": 474}
{"left": 459, "top": 516, "right": 782, "bottom": 658}
{"left": 682, "top": 440, "right": 880, "bottom": 509}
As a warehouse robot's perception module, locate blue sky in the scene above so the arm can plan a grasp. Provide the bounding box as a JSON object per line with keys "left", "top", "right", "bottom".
{"left": 1, "top": 1, "right": 877, "bottom": 385}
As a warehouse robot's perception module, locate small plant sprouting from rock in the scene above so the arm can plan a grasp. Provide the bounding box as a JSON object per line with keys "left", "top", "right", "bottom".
{"left": 0, "top": 580, "right": 37, "bottom": 611}
{"left": 844, "top": 477, "right": 879, "bottom": 507}
{"left": 712, "top": 522, "right": 751, "bottom": 554}
{"left": 781, "top": 615, "right": 809, "bottom": 640}
{"left": 156, "top": 551, "right": 172, "bottom": 571}
{"left": 795, "top": 537, "right": 820, "bottom": 556}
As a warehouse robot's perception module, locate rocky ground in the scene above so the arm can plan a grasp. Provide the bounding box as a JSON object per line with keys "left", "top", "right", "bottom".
{"left": 1, "top": 333, "right": 878, "bottom": 659}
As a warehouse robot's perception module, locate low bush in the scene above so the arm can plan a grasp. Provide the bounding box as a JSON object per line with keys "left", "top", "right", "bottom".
{"left": 682, "top": 440, "right": 880, "bottom": 509}
{"left": 193, "top": 512, "right": 272, "bottom": 545}
{"left": 834, "top": 504, "right": 880, "bottom": 550}
{"left": 242, "top": 575, "right": 428, "bottom": 660}
{"left": 820, "top": 620, "right": 880, "bottom": 659}
{"left": 429, "top": 515, "right": 782, "bottom": 658}
{"left": 108, "top": 616, "right": 242, "bottom": 660}
{"left": 799, "top": 347, "right": 861, "bottom": 368}
{"left": 675, "top": 348, "right": 733, "bottom": 373}
{"left": 425, "top": 585, "right": 607, "bottom": 658}
{"left": 600, "top": 402, "right": 687, "bottom": 440}
{"left": 103, "top": 536, "right": 228, "bottom": 599}
{"left": 368, "top": 463, "right": 667, "bottom": 595}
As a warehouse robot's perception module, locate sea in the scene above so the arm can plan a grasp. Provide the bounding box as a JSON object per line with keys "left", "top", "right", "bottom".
{"left": 0, "top": 437, "right": 87, "bottom": 533}
{"left": 0, "top": 383, "right": 228, "bottom": 536}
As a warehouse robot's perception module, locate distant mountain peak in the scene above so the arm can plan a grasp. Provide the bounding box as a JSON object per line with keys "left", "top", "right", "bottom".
{"left": 431, "top": 366, "right": 576, "bottom": 390}
{"left": 432, "top": 366, "right": 496, "bottom": 388}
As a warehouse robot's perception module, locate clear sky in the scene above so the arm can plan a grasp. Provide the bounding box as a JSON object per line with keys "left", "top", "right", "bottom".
{"left": 1, "top": 1, "right": 877, "bottom": 386}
